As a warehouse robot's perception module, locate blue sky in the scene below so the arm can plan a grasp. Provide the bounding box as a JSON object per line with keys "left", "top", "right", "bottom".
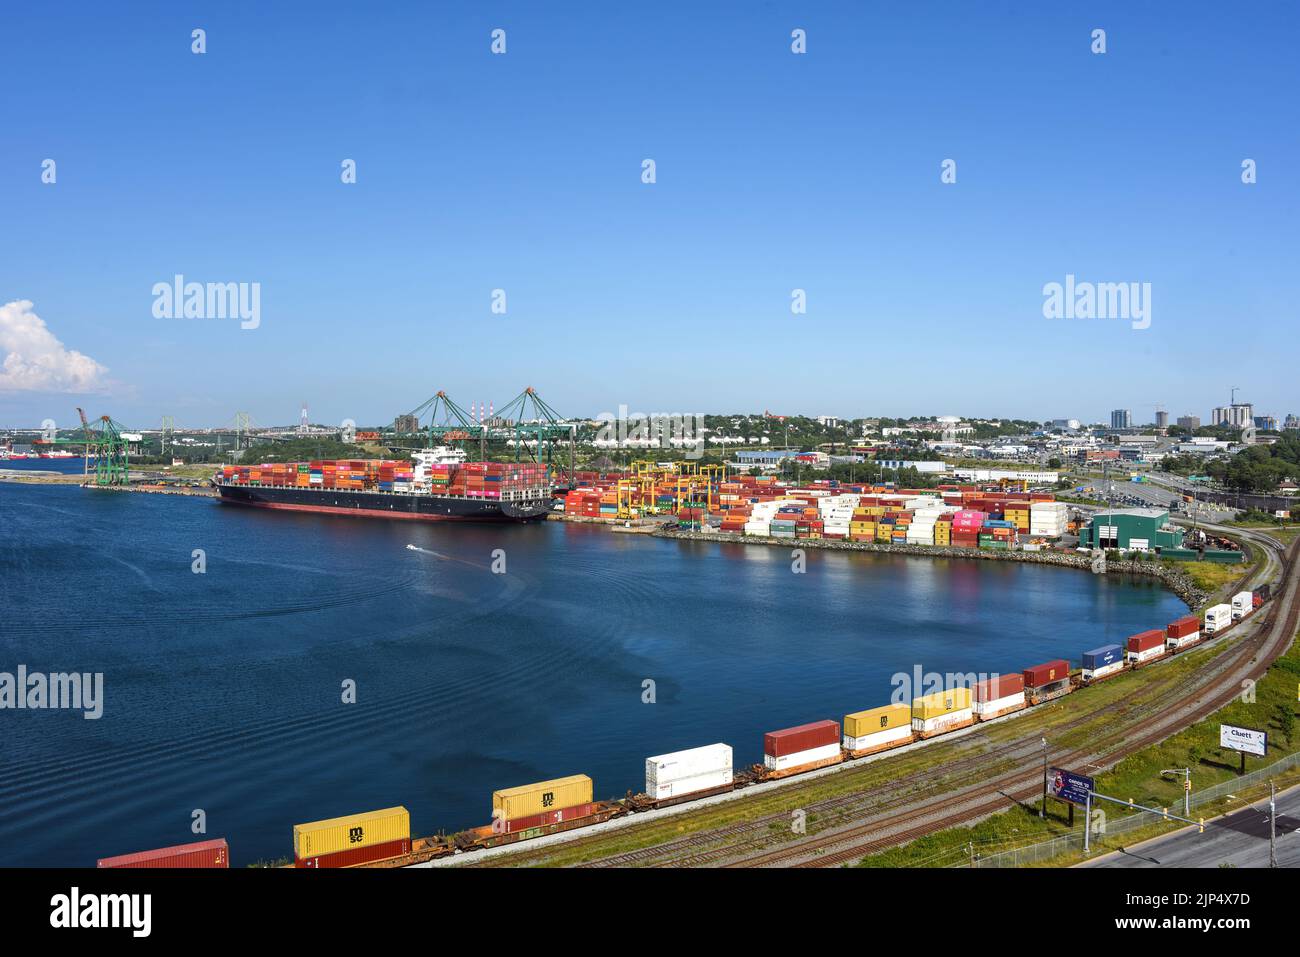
{"left": 2, "top": 1, "right": 1296, "bottom": 428}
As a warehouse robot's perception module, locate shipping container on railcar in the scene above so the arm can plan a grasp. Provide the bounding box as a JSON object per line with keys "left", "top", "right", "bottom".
{"left": 1203, "top": 603, "right": 1232, "bottom": 634}
{"left": 1023, "top": 659, "right": 1073, "bottom": 704}
{"left": 842, "top": 703, "right": 915, "bottom": 756}
{"left": 763, "top": 720, "right": 843, "bottom": 777}
{"left": 492, "top": 775, "right": 594, "bottom": 833}
{"left": 1231, "top": 590, "right": 1254, "bottom": 621}
{"left": 1125, "top": 629, "right": 1167, "bottom": 666}
{"left": 97, "top": 838, "right": 230, "bottom": 869}
{"left": 645, "top": 744, "right": 733, "bottom": 802}
{"left": 293, "top": 807, "right": 410, "bottom": 863}
{"left": 1165, "top": 614, "right": 1202, "bottom": 651}
{"left": 972, "top": 674, "right": 1026, "bottom": 720}
{"left": 1080, "top": 644, "right": 1125, "bottom": 682}
{"left": 911, "top": 687, "right": 974, "bottom": 738}
{"left": 296, "top": 838, "right": 412, "bottom": 868}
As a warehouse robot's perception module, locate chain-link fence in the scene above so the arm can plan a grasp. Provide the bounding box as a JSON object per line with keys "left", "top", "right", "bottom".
{"left": 959, "top": 750, "right": 1300, "bottom": 867}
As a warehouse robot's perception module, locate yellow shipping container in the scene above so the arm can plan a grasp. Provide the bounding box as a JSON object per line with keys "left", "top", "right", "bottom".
{"left": 912, "top": 687, "right": 973, "bottom": 719}
{"left": 293, "top": 806, "right": 410, "bottom": 859}
{"left": 844, "top": 703, "right": 911, "bottom": 738}
{"left": 493, "top": 774, "right": 593, "bottom": 821}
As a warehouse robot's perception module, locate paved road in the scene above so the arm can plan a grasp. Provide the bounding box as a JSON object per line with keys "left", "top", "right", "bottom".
{"left": 1082, "top": 786, "right": 1300, "bottom": 868}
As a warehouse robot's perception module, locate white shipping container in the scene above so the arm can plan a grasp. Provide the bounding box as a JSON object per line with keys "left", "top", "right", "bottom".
{"left": 646, "top": 768, "right": 734, "bottom": 800}
{"left": 646, "top": 743, "right": 732, "bottom": 787}
{"left": 842, "top": 724, "right": 912, "bottom": 753}
{"left": 1231, "top": 591, "right": 1253, "bottom": 620}
{"left": 763, "top": 742, "right": 840, "bottom": 771}
{"left": 912, "top": 708, "right": 974, "bottom": 735}
{"left": 1082, "top": 661, "right": 1124, "bottom": 681}
{"left": 973, "top": 692, "right": 1025, "bottom": 716}
{"left": 1166, "top": 632, "right": 1201, "bottom": 650}
{"left": 1204, "top": 603, "right": 1232, "bottom": 633}
{"left": 1126, "top": 645, "right": 1165, "bottom": 664}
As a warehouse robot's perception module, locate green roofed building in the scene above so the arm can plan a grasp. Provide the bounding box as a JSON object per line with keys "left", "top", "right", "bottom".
{"left": 1078, "top": 507, "right": 1183, "bottom": 552}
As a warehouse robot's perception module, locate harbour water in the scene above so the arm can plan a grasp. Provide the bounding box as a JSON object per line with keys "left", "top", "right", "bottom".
{"left": 0, "top": 483, "right": 1187, "bottom": 866}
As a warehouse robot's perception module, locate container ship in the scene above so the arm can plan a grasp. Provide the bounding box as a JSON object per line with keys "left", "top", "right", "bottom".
{"left": 215, "top": 447, "right": 553, "bottom": 522}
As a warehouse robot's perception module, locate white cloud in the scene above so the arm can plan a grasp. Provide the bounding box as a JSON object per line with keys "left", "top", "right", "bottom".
{"left": 0, "top": 300, "right": 109, "bottom": 393}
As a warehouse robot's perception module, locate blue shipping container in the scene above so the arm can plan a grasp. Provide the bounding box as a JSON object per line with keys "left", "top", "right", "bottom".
{"left": 1082, "top": 644, "right": 1123, "bottom": 671}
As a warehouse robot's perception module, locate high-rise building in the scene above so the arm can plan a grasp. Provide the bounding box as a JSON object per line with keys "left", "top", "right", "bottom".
{"left": 1285, "top": 414, "right": 1300, "bottom": 432}
{"left": 393, "top": 413, "right": 420, "bottom": 433}
{"left": 1254, "top": 415, "right": 1278, "bottom": 432}
{"left": 1214, "top": 403, "right": 1254, "bottom": 428}
{"left": 1176, "top": 415, "right": 1201, "bottom": 431}
{"left": 1155, "top": 410, "right": 1169, "bottom": 429}
{"left": 1110, "top": 409, "right": 1132, "bottom": 430}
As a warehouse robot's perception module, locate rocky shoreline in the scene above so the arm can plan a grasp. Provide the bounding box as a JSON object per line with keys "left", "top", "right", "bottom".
{"left": 651, "top": 528, "right": 1211, "bottom": 610}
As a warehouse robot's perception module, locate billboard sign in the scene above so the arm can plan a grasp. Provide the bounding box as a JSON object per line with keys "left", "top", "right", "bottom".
{"left": 1220, "top": 724, "right": 1267, "bottom": 757}
{"left": 1048, "top": 767, "right": 1094, "bottom": 806}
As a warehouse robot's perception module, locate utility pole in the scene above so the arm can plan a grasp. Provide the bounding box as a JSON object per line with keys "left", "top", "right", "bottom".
{"left": 1270, "top": 782, "right": 1278, "bottom": 869}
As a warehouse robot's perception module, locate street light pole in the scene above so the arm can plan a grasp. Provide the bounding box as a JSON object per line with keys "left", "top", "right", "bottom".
{"left": 1270, "top": 782, "right": 1278, "bottom": 869}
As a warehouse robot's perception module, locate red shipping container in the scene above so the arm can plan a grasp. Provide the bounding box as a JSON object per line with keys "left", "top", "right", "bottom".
{"left": 1127, "top": 629, "right": 1165, "bottom": 653}
{"left": 974, "top": 673, "right": 1024, "bottom": 702}
{"left": 1166, "top": 616, "right": 1200, "bottom": 640}
{"left": 502, "top": 802, "right": 598, "bottom": 834}
{"left": 98, "top": 838, "right": 229, "bottom": 869}
{"left": 764, "top": 719, "right": 840, "bottom": 757}
{"left": 295, "top": 838, "right": 411, "bottom": 868}
{"left": 1023, "top": 659, "right": 1069, "bottom": 688}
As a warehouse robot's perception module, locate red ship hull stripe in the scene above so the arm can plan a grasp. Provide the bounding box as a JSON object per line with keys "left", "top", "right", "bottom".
{"left": 216, "top": 498, "right": 523, "bottom": 522}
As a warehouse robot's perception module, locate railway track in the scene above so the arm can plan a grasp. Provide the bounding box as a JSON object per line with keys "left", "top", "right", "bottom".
{"left": 459, "top": 525, "right": 1290, "bottom": 869}
{"left": 734, "top": 526, "right": 1296, "bottom": 868}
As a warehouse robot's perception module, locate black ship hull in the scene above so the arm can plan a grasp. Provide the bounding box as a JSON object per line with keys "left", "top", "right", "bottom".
{"left": 215, "top": 483, "right": 553, "bottom": 522}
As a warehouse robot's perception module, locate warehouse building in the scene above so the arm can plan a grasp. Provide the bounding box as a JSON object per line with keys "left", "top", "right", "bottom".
{"left": 1077, "top": 507, "right": 1184, "bottom": 552}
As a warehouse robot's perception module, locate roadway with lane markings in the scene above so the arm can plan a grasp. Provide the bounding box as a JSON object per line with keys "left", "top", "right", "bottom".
{"left": 1081, "top": 785, "right": 1300, "bottom": 868}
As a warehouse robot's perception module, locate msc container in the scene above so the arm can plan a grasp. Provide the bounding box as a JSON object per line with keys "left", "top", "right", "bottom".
{"left": 1126, "top": 629, "right": 1167, "bottom": 664}
{"left": 97, "top": 838, "right": 229, "bottom": 869}
{"left": 1166, "top": 614, "right": 1202, "bottom": 649}
{"left": 295, "top": 837, "right": 411, "bottom": 868}
{"left": 843, "top": 703, "right": 914, "bottom": 754}
{"left": 763, "top": 720, "right": 842, "bottom": 773}
{"left": 645, "top": 743, "right": 733, "bottom": 800}
{"left": 1231, "top": 591, "right": 1254, "bottom": 620}
{"left": 293, "top": 807, "right": 410, "bottom": 861}
{"left": 972, "top": 674, "right": 1026, "bottom": 720}
{"left": 1081, "top": 644, "right": 1124, "bottom": 681}
{"left": 1203, "top": 603, "right": 1232, "bottom": 634}
{"left": 911, "top": 687, "right": 974, "bottom": 738}
{"left": 493, "top": 775, "right": 593, "bottom": 822}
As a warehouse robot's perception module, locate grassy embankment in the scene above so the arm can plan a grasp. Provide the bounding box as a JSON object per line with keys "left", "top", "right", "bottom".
{"left": 858, "top": 626, "right": 1300, "bottom": 868}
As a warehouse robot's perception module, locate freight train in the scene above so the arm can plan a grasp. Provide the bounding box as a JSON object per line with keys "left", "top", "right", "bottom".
{"left": 97, "top": 584, "right": 1273, "bottom": 869}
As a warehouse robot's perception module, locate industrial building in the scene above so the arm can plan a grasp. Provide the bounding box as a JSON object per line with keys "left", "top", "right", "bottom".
{"left": 1077, "top": 507, "right": 1184, "bottom": 552}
